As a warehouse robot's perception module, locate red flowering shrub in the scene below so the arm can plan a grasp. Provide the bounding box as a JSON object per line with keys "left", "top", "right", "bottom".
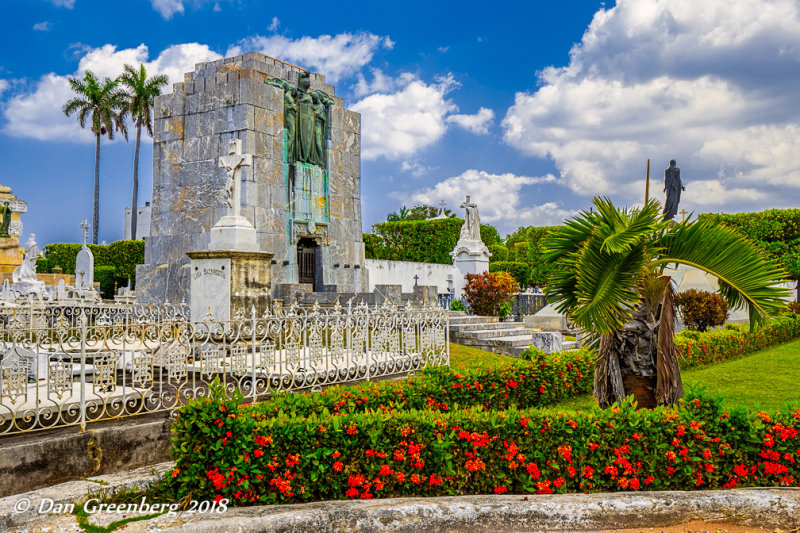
{"left": 168, "top": 386, "right": 800, "bottom": 505}
{"left": 463, "top": 271, "right": 519, "bottom": 316}
{"left": 675, "top": 313, "right": 800, "bottom": 366}
{"left": 675, "top": 289, "right": 729, "bottom": 332}
{"left": 233, "top": 347, "right": 594, "bottom": 420}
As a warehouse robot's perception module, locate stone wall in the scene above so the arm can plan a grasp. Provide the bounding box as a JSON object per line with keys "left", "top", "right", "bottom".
{"left": 136, "top": 52, "right": 366, "bottom": 304}
{"left": 365, "top": 259, "right": 453, "bottom": 294}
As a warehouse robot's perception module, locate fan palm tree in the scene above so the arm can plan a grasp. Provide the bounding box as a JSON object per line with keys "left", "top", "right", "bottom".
{"left": 118, "top": 64, "right": 168, "bottom": 240}
{"left": 63, "top": 71, "right": 128, "bottom": 244}
{"left": 543, "top": 197, "right": 789, "bottom": 408}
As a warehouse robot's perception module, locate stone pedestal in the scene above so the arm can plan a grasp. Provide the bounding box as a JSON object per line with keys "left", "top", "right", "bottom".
{"left": 187, "top": 250, "right": 272, "bottom": 322}
{"left": 0, "top": 237, "right": 21, "bottom": 274}
{"left": 450, "top": 239, "right": 490, "bottom": 299}
{"left": 209, "top": 216, "right": 258, "bottom": 251}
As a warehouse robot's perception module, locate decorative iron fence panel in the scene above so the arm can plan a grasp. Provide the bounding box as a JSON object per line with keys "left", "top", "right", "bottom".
{"left": 0, "top": 302, "right": 448, "bottom": 434}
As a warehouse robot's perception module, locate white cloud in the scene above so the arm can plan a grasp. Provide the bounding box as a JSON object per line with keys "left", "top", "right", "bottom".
{"left": 351, "top": 69, "right": 416, "bottom": 98}
{"left": 2, "top": 43, "right": 221, "bottom": 142}
{"left": 229, "top": 32, "right": 394, "bottom": 83}
{"left": 0, "top": 80, "right": 9, "bottom": 97}
{"left": 351, "top": 74, "right": 458, "bottom": 160}
{"left": 268, "top": 17, "right": 280, "bottom": 31}
{"left": 46, "top": 0, "right": 74, "bottom": 7}
{"left": 33, "top": 21, "right": 52, "bottom": 31}
{"left": 446, "top": 107, "right": 494, "bottom": 134}
{"left": 150, "top": 0, "right": 184, "bottom": 19}
{"left": 403, "top": 169, "right": 562, "bottom": 232}
{"left": 502, "top": 0, "right": 800, "bottom": 215}
{"left": 400, "top": 160, "right": 437, "bottom": 177}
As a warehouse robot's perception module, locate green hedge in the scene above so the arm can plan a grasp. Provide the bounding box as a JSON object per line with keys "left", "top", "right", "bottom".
{"left": 167, "top": 385, "right": 800, "bottom": 505}
{"left": 496, "top": 225, "right": 560, "bottom": 287}
{"left": 675, "top": 313, "right": 800, "bottom": 366}
{"left": 364, "top": 219, "right": 501, "bottom": 264}
{"left": 489, "top": 261, "right": 531, "bottom": 287}
{"left": 37, "top": 240, "right": 144, "bottom": 291}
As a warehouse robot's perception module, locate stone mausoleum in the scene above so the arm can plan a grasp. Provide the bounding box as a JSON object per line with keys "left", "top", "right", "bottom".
{"left": 136, "top": 52, "right": 367, "bottom": 304}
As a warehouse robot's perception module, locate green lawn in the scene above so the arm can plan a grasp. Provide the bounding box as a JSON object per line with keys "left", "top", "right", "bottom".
{"left": 449, "top": 343, "right": 512, "bottom": 368}
{"left": 552, "top": 338, "right": 800, "bottom": 411}
{"left": 449, "top": 339, "right": 800, "bottom": 411}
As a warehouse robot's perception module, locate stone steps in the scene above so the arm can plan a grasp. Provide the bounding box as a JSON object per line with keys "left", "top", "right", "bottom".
{"left": 449, "top": 316, "right": 497, "bottom": 326}
{"left": 449, "top": 314, "right": 536, "bottom": 358}
{"left": 449, "top": 322, "right": 522, "bottom": 333}
{"left": 454, "top": 327, "right": 529, "bottom": 340}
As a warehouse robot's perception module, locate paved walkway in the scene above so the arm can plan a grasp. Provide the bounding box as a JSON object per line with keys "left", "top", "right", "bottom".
{"left": 1, "top": 462, "right": 798, "bottom": 532}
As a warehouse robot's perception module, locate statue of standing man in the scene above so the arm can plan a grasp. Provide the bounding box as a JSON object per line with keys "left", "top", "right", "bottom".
{"left": 459, "top": 195, "right": 482, "bottom": 241}
{"left": 663, "top": 159, "right": 685, "bottom": 221}
{"left": 0, "top": 202, "right": 11, "bottom": 238}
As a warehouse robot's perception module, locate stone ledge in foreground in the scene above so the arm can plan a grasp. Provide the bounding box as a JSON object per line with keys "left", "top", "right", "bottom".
{"left": 2, "top": 467, "right": 799, "bottom": 533}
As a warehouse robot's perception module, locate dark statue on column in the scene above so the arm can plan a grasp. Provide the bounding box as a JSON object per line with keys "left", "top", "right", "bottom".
{"left": 663, "top": 159, "right": 685, "bottom": 221}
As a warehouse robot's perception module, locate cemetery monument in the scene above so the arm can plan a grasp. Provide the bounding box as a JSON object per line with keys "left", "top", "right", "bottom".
{"left": 0, "top": 184, "right": 27, "bottom": 274}
{"left": 136, "top": 52, "right": 367, "bottom": 305}
{"left": 450, "top": 195, "right": 491, "bottom": 298}
{"left": 663, "top": 159, "right": 685, "bottom": 221}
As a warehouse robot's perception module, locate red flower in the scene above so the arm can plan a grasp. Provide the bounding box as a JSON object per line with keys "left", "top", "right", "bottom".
{"left": 629, "top": 478, "right": 640, "bottom": 490}
{"left": 333, "top": 461, "right": 344, "bottom": 472}
{"left": 494, "top": 486, "right": 508, "bottom": 495}
{"left": 332, "top": 450, "right": 341, "bottom": 459}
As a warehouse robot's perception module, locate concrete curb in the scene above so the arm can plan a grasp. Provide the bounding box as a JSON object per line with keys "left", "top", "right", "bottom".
{"left": 0, "top": 461, "right": 173, "bottom": 532}
{"left": 1, "top": 464, "right": 798, "bottom": 532}
{"left": 147, "top": 489, "right": 800, "bottom": 532}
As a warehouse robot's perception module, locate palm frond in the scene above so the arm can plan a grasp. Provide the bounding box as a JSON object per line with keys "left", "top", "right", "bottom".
{"left": 654, "top": 219, "right": 789, "bottom": 330}
{"left": 601, "top": 200, "right": 664, "bottom": 254}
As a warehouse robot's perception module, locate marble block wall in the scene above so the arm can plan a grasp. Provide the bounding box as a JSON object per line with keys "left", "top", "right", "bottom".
{"left": 136, "top": 52, "right": 367, "bottom": 305}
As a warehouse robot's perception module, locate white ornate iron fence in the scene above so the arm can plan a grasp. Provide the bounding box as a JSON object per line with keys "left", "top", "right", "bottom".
{"left": 0, "top": 302, "right": 448, "bottom": 434}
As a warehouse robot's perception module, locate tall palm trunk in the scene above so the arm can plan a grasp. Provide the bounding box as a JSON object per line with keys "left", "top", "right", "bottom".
{"left": 131, "top": 122, "right": 142, "bottom": 240}
{"left": 93, "top": 132, "right": 100, "bottom": 244}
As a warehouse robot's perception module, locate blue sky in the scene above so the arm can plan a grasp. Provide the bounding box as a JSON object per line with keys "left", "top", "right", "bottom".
{"left": 2, "top": 0, "right": 799, "bottom": 247}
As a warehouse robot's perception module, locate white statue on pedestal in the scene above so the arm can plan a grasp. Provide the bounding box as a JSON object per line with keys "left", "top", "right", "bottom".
{"left": 11, "top": 233, "right": 45, "bottom": 297}
{"left": 450, "top": 195, "right": 491, "bottom": 299}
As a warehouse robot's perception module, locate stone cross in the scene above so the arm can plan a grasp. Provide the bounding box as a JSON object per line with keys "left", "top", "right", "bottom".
{"left": 414, "top": 274, "right": 419, "bottom": 287}
{"left": 679, "top": 209, "right": 688, "bottom": 222}
{"left": 80, "top": 219, "right": 90, "bottom": 248}
{"left": 439, "top": 200, "right": 446, "bottom": 213}
{"left": 219, "top": 139, "right": 253, "bottom": 219}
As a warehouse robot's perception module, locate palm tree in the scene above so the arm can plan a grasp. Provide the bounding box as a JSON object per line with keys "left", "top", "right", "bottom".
{"left": 387, "top": 206, "right": 410, "bottom": 222}
{"left": 63, "top": 71, "right": 128, "bottom": 244}
{"left": 543, "top": 197, "right": 788, "bottom": 408}
{"left": 118, "top": 64, "right": 168, "bottom": 240}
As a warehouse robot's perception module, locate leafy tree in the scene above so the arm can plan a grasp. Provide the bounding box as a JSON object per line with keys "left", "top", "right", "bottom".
{"left": 544, "top": 197, "right": 788, "bottom": 408}
{"left": 63, "top": 71, "right": 128, "bottom": 244}
{"left": 406, "top": 204, "right": 455, "bottom": 220}
{"left": 494, "top": 225, "right": 559, "bottom": 287}
{"left": 386, "top": 204, "right": 455, "bottom": 221}
{"left": 463, "top": 271, "right": 519, "bottom": 316}
{"left": 698, "top": 209, "right": 800, "bottom": 302}
{"left": 118, "top": 63, "right": 168, "bottom": 240}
